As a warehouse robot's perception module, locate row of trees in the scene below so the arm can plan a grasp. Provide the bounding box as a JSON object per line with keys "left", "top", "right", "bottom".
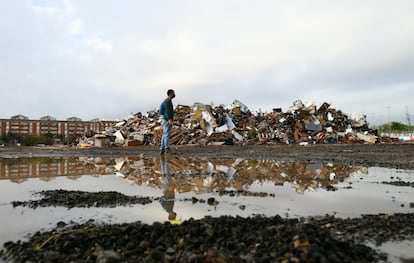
{"left": 372, "top": 121, "right": 413, "bottom": 134}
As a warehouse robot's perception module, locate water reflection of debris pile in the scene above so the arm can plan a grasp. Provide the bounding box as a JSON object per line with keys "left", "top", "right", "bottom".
{"left": 108, "top": 157, "right": 367, "bottom": 195}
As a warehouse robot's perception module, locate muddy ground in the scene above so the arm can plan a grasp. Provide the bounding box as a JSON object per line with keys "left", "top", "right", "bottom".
{"left": 1, "top": 142, "right": 414, "bottom": 169}
{"left": 1, "top": 143, "right": 414, "bottom": 262}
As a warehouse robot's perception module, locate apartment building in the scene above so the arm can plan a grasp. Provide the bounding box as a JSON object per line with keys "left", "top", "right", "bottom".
{"left": 0, "top": 115, "right": 116, "bottom": 137}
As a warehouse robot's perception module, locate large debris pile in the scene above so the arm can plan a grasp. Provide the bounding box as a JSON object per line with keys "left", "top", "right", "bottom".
{"left": 93, "top": 99, "right": 394, "bottom": 147}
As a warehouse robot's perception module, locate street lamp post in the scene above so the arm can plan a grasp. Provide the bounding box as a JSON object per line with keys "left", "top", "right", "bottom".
{"left": 387, "top": 106, "right": 390, "bottom": 137}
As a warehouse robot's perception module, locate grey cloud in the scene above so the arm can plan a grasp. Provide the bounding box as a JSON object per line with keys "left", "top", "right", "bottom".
{"left": 0, "top": 1, "right": 413, "bottom": 125}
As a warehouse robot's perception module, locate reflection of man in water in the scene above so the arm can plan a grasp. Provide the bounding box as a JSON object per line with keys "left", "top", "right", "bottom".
{"left": 160, "top": 157, "right": 177, "bottom": 221}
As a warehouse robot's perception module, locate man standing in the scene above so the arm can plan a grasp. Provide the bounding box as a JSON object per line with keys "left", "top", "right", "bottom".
{"left": 160, "top": 89, "right": 175, "bottom": 155}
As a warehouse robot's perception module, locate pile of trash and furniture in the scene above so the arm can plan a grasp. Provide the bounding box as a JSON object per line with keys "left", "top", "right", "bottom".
{"left": 90, "top": 99, "right": 395, "bottom": 147}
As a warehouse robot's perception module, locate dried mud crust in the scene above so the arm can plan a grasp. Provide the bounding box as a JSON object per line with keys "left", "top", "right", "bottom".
{"left": 1, "top": 143, "right": 414, "bottom": 169}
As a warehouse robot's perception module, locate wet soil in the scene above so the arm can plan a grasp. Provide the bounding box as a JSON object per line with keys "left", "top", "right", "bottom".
{"left": 1, "top": 142, "right": 414, "bottom": 169}
{"left": 4, "top": 213, "right": 413, "bottom": 263}
{"left": 1, "top": 143, "right": 414, "bottom": 262}
{"left": 11, "top": 190, "right": 153, "bottom": 209}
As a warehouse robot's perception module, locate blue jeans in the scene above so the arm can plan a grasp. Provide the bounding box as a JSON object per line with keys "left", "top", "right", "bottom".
{"left": 160, "top": 119, "right": 172, "bottom": 150}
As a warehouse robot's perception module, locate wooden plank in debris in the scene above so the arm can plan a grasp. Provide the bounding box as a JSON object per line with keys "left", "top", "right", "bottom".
{"left": 153, "top": 127, "right": 163, "bottom": 145}
{"left": 126, "top": 140, "right": 141, "bottom": 147}
{"left": 170, "top": 129, "right": 184, "bottom": 145}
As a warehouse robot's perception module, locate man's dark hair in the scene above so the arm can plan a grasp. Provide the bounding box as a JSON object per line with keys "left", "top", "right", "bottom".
{"left": 167, "top": 89, "right": 175, "bottom": 96}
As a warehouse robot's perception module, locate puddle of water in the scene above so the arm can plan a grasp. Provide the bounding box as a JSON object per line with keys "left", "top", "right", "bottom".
{"left": 376, "top": 240, "right": 414, "bottom": 263}
{"left": 0, "top": 156, "right": 413, "bottom": 260}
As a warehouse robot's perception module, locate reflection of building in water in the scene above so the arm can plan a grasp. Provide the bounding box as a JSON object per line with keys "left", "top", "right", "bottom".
{"left": 0, "top": 158, "right": 113, "bottom": 181}
{"left": 0, "top": 158, "right": 68, "bottom": 180}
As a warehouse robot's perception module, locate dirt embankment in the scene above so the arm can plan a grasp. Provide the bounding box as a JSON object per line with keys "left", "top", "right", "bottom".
{"left": 1, "top": 143, "right": 414, "bottom": 169}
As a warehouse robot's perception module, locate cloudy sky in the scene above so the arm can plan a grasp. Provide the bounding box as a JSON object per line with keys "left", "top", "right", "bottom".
{"left": 1, "top": 0, "right": 413, "bottom": 125}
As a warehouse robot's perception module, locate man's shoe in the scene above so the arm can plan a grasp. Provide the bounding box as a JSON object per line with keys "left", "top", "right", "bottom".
{"left": 159, "top": 149, "right": 165, "bottom": 155}
{"left": 165, "top": 148, "right": 171, "bottom": 155}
